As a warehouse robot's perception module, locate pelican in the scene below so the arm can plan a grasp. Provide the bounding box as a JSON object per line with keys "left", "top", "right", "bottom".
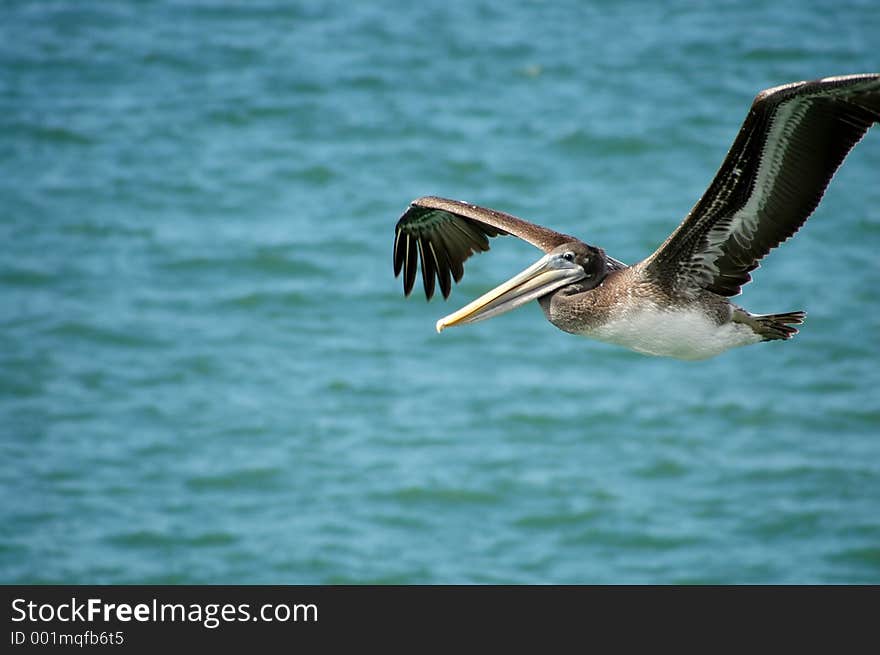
{"left": 393, "top": 74, "right": 880, "bottom": 360}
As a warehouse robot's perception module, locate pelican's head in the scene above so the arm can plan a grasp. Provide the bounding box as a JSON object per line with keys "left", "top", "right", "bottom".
{"left": 435, "top": 241, "right": 607, "bottom": 332}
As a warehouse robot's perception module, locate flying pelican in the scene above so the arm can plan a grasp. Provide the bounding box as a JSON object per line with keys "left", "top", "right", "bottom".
{"left": 393, "top": 74, "right": 880, "bottom": 360}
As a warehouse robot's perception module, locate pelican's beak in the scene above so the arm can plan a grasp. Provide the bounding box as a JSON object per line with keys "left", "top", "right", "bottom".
{"left": 436, "top": 253, "right": 585, "bottom": 332}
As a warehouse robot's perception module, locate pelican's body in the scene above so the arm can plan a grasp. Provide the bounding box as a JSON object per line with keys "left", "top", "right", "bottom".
{"left": 393, "top": 75, "right": 880, "bottom": 360}
{"left": 538, "top": 267, "right": 761, "bottom": 360}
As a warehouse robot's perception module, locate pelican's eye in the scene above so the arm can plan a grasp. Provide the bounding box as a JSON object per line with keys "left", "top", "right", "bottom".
{"left": 562, "top": 251, "right": 575, "bottom": 262}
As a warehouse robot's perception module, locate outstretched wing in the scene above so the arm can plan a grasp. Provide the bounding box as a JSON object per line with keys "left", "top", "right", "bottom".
{"left": 643, "top": 73, "right": 880, "bottom": 297}
{"left": 393, "top": 196, "right": 576, "bottom": 299}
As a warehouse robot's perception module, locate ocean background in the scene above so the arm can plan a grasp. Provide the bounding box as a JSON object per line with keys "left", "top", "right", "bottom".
{"left": 2, "top": 0, "right": 878, "bottom": 584}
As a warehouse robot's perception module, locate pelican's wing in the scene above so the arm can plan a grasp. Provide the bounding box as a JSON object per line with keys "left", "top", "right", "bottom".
{"left": 393, "top": 196, "right": 577, "bottom": 299}
{"left": 643, "top": 73, "right": 880, "bottom": 297}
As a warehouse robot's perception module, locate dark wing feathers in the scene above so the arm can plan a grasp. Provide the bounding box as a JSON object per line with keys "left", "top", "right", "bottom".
{"left": 393, "top": 76, "right": 878, "bottom": 302}
{"left": 644, "top": 73, "right": 880, "bottom": 297}
{"left": 393, "top": 196, "right": 575, "bottom": 299}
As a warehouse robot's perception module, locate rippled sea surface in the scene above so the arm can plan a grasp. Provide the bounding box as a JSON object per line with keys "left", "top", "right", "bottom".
{"left": 2, "top": 0, "right": 879, "bottom": 583}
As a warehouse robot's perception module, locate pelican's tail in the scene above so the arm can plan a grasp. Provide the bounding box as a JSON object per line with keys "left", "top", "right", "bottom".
{"left": 741, "top": 310, "right": 807, "bottom": 341}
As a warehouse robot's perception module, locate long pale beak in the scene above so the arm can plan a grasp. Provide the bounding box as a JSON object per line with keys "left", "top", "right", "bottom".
{"left": 436, "top": 254, "right": 585, "bottom": 333}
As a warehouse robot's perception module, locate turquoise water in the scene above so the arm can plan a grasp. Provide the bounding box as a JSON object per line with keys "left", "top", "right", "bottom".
{"left": 2, "top": 0, "right": 879, "bottom": 584}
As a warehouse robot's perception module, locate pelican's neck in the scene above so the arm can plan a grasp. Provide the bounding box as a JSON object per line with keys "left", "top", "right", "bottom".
{"left": 539, "top": 286, "right": 602, "bottom": 335}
